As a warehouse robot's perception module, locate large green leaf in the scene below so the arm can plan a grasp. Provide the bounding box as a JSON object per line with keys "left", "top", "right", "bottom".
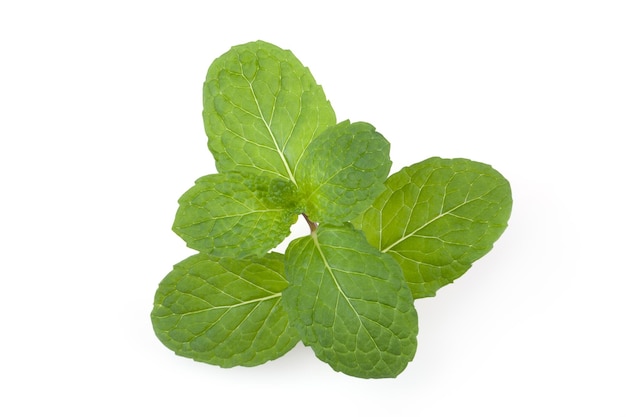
{"left": 151, "top": 252, "right": 299, "bottom": 367}
{"left": 283, "top": 224, "right": 418, "bottom": 378}
{"left": 173, "top": 172, "right": 299, "bottom": 258}
{"left": 354, "top": 157, "right": 512, "bottom": 298}
{"left": 203, "top": 40, "right": 336, "bottom": 185}
{"left": 296, "top": 121, "right": 392, "bottom": 224}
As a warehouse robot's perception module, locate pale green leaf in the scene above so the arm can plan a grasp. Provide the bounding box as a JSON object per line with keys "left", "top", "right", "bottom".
{"left": 283, "top": 224, "right": 418, "bottom": 378}
{"left": 354, "top": 157, "right": 512, "bottom": 298}
{"left": 296, "top": 121, "right": 392, "bottom": 224}
{"left": 203, "top": 40, "right": 336, "bottom": 185}
{"left": 151, "top": 252, "right": 299, "bottom": 368}
{"left": 173, "top": 172, "right": 299, "bottom": 258}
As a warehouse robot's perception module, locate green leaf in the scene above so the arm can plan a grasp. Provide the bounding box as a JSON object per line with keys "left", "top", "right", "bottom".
{"left": 203, "top": 40, "right": 336, "bottom": 185}
{"left": 354, "top": 157, "right": 512, "bottom": 298}
{"left": 151, "top": 252, "right": 299, "bottom": 368}
{"left": 173, "top": 172, "right": 299, "bottom": 258}
{"left": 283, "top": 224, "right": 418, "bottom": 378}
{"left": 296, "top": 121, "right": 392, "bottom": 224}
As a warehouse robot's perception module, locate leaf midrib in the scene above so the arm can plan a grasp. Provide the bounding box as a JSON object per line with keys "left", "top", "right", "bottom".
{"left": 243, "top": 67, "right": 298, "bottom": 186}
{"left": 381, "top": 195, "right": 487, "bottom": 253}
{"left": 311, "top": 233, "right": 381, "bottom": 351}
{"left": 169, "top": 292, "right": 282, "bottom": 319}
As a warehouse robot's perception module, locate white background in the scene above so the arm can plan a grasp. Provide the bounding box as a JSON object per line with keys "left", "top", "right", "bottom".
{"left": 1, "top": 1, "right": 625, "bottom": 415}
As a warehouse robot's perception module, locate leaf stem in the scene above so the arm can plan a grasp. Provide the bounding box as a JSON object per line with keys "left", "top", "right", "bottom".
{"left": 302, "top": 213, "right": 318, "bottom": 234}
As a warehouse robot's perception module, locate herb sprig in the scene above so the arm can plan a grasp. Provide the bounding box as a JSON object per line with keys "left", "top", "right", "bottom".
{"left": 151, "top": 41, "right": 512, "bottom": 379}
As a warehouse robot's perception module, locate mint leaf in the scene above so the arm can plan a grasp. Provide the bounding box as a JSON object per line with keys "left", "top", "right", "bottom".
{"left": 203, "top": 40, "right": 336, "bottom": 185}
{"left": 283, "top": 224, "right": 418, "bottom": 378}
{"left": 354, "top": 157, "right": 512, "bottom": 298}
{"left": 296, "top": 121, "right": 392, "bottom": 224}
{"left": 151, "top": 252, "right": 299, "bottom": 367}
{"left": 154, "top": 40, "right": 514, "bottom": 379}
{"left": 173, "top": 172, "right": 298, "bottom": 258}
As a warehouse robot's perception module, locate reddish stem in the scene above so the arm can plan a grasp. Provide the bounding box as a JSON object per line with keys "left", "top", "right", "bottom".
{"left": 302, "top": 213, "right": 317, "bottom": 234}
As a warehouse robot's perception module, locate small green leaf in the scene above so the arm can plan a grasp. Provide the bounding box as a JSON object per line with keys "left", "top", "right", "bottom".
{"left": 203, "top": 40, "right": 336, "bottom": 185}
{"left": 296, "top": 121, "right": 392, "bottom": 224}
{"left": 151, "top": 252, "right": 299, "bottom": 368}
{"left": 173, "top": 172, "right": 298, "bottom": 258}
{"left": 354, "top": 157, "right": 512, "bottom": 298}
{"left": 283, "top": 224, "right": 418, "bottom": 378}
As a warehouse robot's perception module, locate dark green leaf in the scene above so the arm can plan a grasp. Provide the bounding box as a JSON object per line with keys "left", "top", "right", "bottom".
{"left": 283, "top": 224, "right": 418, "bottom": 378}
{"left": 296, "top": 121, "right": 392, "bottom": 224}
{"left": 151, "top": 253, "right": 299, "bottom": 367}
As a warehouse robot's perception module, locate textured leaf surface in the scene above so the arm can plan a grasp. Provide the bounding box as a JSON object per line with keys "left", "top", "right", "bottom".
{"left": 354, "top": 157, "right": 512, "bottom": 298}
{"left": 151, "top": 253, "right": 299, "bottom": 367}
{"left": 296, "top": 121, "right": 392, "bottom": 224}
{"left": 283, "top": 224, "right": 418, "bottom": 378}
{"left": 203, "top": 40, "right": 336, "bottom": 185}
{"left": 173, "top": 172, "right": 298, "bottom": 258}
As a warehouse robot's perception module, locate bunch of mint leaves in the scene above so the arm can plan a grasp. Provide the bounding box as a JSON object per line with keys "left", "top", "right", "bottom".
{"left": 151, "top": 40, "right": 512, "bottom": 379}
